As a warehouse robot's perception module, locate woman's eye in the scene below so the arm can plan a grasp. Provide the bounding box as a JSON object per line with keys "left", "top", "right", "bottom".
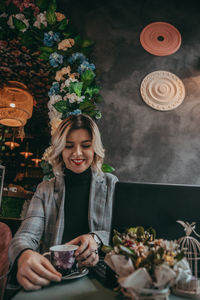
{"left": 82, "top": 144, "right": 91, "bottom": 148}
{"left": 65, "top": 145, "right": 73, "bottom": 149}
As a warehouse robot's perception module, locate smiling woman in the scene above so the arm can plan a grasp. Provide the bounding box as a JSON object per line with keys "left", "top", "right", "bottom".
{"left": 8, "top": 113, "right": 118, "bottom": 291}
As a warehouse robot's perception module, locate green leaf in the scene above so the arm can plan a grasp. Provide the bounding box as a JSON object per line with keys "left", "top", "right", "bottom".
{"left": 147, "top": 227, "right": 156, "bottom": 240}
{"left": 79, "top": 101, "right": 95, "bottom": 110}
{"left": 39, "top": 52, "right": 50, "bottom": 61}
{"left": 81, "top": 69, "right": 95, "bottom": 86}
{"left": 113, "top": 234, "right": 123, "bottom": 246}
{"left": 119, "top": 245, "right": 135, "bottom": 256}
{"left": 58, "top": 18, "right": 68, "bottom": 31}
{"left": 85, "top": 86, "right": 100, "bottom": 98}
{"left": 69, "top": 82, "right": 83, "bottom": 97}
{"left": 53, "top": 100, "right": 68, "bottom": 113}
{"left": 82, "top": 39, "right": 95, "bottom": 48}
{"left": 39, "top": 46, "right": 54, "bottom": 53}
{"left": 46, "top": 0, "right": 57, "bottom": 25}
{"left": 136, "top": 226, "right": 145, "bottom": 237}
{"left": 12, "top": 17, "right": 27, "bottom": 31}
{"left": 62, "top": 32, "right": 72, "bottom": 38}
{"left": 127, "top": 227, "right": 137, "bottom": 235}
{"left": 101, "top": 163, "right": 115, "bottom": 173}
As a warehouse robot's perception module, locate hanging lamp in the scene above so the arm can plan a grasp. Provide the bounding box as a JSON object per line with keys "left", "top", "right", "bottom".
{"left": 5, "top": 140, "right": 20, "bottom": 150}
{"left": 4, "top": 128, "right": 20, "bottom": 150}
{"left": 20, "top": 142, "right": 33, "bottom": 159}
{"left": 31, "top": 149, "right": 41, "bottom": 167}
{"left": 0, "top": 81, "right": 33, "bottom": 127}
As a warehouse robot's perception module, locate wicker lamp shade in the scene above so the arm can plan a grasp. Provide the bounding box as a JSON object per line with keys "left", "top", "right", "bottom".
{"left": 0, "top": 81, "right": 33, "bottom": 127}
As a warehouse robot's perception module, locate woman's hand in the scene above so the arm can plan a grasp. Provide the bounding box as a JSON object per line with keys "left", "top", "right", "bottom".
{"left": 66, "top": 234, "right": 99, "bottom": 268}
{"left": 17, "top": 249, "right": 62, "bottom": 290}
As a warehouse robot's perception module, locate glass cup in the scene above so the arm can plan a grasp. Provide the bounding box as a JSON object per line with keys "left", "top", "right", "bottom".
{"left": 43, "top": 244, "right": 79, "bottom": 276}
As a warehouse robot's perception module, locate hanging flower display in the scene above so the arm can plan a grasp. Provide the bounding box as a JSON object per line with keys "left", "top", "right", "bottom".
{"left": 0, "top": 0, "right": 114, "bottom": 177}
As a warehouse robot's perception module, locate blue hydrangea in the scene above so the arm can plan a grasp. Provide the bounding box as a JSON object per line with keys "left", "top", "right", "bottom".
{"left": 68, "top": 52, "right": 87, "bottom": 64}
{"left": 43, "top": 31, "right": 60, "bottom": 47}
{"left": 48, "top": 82, "right": 60, "bottom": 96}
{"left": 77, "top": 60, "right": 96, "bottom": 74}
{"left": 67, "top": 109, "right": 82, "bottom": 116}
{"left": 49, "top": 52, "right": 63, "bottom": 68}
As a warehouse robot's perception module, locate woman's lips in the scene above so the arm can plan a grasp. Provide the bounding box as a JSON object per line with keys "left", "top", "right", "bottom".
{"left": 71, "top": 159, "right": 85, "bottom": 165}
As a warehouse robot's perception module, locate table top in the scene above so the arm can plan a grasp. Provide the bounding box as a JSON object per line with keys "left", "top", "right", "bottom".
{"left": 11, "top": 274, "right": 194, "bottom": 300}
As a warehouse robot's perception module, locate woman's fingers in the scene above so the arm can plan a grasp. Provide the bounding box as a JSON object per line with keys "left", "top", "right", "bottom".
{"left": 42, "top": 257, "right": 62, "bottom": 280}
{"left": 17, "top": 273, "right": 42, "bottom": 291}
{"left": 22, "top": 268, "right": 50, "bottom": 287}
{"left": 66, "top": 234, "right": 99, "bottom": 267}
{"left": 79, "top": 252, "right": 99, "bottom": 268}
{"left": 17, "top": 250, "right": 61, "bottom": 289}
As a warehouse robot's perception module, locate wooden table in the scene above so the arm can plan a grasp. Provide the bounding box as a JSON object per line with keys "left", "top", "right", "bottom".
{"left": 11, "top": 274, "right": 192, "bottom": 300}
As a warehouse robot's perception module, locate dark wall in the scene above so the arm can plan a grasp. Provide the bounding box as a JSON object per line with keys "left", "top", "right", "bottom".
{"left": 58, "top": 0, "right": 200, "bottom": 184}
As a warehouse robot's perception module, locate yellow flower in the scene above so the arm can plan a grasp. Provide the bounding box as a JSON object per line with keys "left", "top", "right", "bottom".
{"left": 135, "top": 257, "right": 142, "bottom": 268}
{"left": 50, "top": 118, "right": 62, "bottom": 136}
{"left": 55, "top": 12, "right": 66, "bottom": 22}
{"left": 163, "top": 253, "right": 175, "bottom": 266}
{"left": 58, "top": 39, "right": 75, "bottom": 51}
{"left": 55, "top": 66, "right": 71, "bottom": 81}
{"left": 69, "top": 72, "right": 79, "bottom": 79}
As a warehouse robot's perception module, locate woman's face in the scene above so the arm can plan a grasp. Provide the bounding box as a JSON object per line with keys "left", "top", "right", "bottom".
{"left": 62, "top": 128, "right": 95, "bottom": 173}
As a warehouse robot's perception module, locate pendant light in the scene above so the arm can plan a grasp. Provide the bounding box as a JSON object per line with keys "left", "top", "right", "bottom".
{"left": 0, "top": 81, "right": 33, "bottom": 127}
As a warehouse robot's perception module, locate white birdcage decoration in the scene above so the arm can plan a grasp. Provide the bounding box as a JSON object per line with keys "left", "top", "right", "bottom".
{"left": 173, "top": 220, "right": 200, "bottom": 299}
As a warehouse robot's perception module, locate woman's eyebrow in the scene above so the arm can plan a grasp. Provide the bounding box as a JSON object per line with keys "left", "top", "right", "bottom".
{"left": 81, "top": 140, "right": 92, "bottom": 143}
{"left": 66, "top": 139, "right": 91, "bottom": 143}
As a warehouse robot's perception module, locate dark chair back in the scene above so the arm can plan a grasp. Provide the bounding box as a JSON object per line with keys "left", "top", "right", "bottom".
{"left": 0, "top": 222, "right": 12, "bottom": 300}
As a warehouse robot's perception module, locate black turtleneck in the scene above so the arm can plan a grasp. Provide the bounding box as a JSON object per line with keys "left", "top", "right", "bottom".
{"left": 62, "top": 167, "right": 91, "bottom": 243}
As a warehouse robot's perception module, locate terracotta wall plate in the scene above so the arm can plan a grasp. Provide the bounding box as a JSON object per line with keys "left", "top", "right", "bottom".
{"left": 140, "top": 22, "right": 182, "bottom": 56}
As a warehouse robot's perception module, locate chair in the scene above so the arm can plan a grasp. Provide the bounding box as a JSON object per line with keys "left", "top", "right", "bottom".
{"left": 0, "top": 222, "right": 12, "bottom": 300}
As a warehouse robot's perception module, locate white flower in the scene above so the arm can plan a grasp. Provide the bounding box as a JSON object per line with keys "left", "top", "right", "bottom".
{"left": 8, "top": 14, "right": 29, "bottom": 32}
{"left": 60, "top": 78, "right": 78, "bottom": 92}
{"left": 48, "top": 106, "right": 62, "bottom": 121}
{"left": 33, "top": 12, "right": 47, "bottom": 29}
{"left": 65, "top": 78, "right": 78, "bottom": 87}
{"left": 42, "top": 146, "right": 53, "bottom": 162}
{"left": 66, "top": 93, "right": 85, "bottom": 104}
{"left": 48, "top": 94, "right": 62, "bottom": 105}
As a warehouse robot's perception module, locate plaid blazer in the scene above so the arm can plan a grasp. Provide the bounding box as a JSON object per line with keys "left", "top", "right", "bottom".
{"left": 8, "top": 170, "right": 118, "bottom": 267}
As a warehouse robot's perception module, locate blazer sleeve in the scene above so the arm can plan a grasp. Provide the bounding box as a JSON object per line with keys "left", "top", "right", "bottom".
{"left": 8, "top": 182, "right": 46, "bottom": 268}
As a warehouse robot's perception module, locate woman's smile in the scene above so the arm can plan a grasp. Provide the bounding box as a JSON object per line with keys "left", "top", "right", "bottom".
{"left": 71, "top": 159, "right": 85, "bottom": 165}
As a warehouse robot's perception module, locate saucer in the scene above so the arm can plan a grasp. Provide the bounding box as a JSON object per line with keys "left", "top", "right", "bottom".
{"left": 62, "top": 268, "right": 89, "bottom": 280}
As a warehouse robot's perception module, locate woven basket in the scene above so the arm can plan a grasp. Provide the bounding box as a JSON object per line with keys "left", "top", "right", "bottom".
{"left": 0, "top": 81, "right": 33, "bottom": 127}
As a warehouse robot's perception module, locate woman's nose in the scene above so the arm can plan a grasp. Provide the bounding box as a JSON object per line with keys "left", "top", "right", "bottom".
{"left": 74, "top": 145, "right": 82, "bottom": 156}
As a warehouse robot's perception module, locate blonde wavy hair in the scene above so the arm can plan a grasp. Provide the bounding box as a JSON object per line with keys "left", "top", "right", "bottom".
{"left": 48, "top": 114, "right": 105, "bottom": 175}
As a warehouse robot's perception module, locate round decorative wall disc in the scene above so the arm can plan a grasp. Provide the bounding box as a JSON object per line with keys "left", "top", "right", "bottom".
{"left": 140, "top": 71, "right": 185, "bottom": 111}
{"left": 140, "top": 22, "right": 182, "bottom": 56}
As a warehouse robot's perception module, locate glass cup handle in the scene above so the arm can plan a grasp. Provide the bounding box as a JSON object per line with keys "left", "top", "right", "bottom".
{"left": 43, "top": 252, "right": 50, "bottom": 260}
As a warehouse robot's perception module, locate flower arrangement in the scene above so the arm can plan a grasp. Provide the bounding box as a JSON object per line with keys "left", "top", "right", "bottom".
{"left": 0, "top": 0, "right": 114, "bottom": 176}
{"left": 103, "top": 227, "right": 192, "bottom": 299}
